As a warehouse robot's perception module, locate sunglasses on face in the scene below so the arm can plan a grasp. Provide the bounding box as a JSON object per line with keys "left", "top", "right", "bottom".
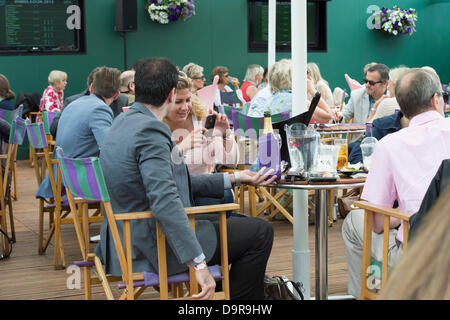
{"left": 363, "top": 78, "right": 384, "bottom": 86}
{"left": 192, "top": 75, "right": 205, "bottom": 80}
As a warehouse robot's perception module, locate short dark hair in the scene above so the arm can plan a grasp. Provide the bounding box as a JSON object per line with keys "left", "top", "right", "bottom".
{"left": 87, "top": 67, "right": 102, "bottom": 88}
{"left": 367, "top": 64, "right": 390, "bottom": 83}
{"left": 92, "top": 67, "right": 121, "bottom": 99}
{"left": 134, "top": 57, "right": 178, "bottom": 107}
{"left": 395, "top": 69, "right": 441, "bottom": 119}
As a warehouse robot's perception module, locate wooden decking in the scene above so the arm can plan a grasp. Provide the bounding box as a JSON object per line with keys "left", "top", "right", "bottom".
{"left": 0, "top": 160, "right": 350, "bottom": 300}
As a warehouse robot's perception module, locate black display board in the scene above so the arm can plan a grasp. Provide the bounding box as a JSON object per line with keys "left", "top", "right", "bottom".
{"left": 0, "top": 0, "right": 85, "bottom": 55}
{"left": 248, "top": 0, "right": 330, "bottom": 53}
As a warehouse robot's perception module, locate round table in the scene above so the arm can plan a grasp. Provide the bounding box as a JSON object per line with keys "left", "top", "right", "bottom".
{"left": 270, "top": 176, "right": 366, "bottom": 300}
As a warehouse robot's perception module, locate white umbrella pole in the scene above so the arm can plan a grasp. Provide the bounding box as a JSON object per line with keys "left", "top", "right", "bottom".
{"left": 291, "top": 0, "right": 310, "bottom": 300}
{"left": 268, "top": 0, "right": 276, "bottom": 70}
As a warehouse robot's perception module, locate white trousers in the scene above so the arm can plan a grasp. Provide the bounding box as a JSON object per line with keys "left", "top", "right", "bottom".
{"left": 341, "top": 209, "right": 403, "bottom": 299}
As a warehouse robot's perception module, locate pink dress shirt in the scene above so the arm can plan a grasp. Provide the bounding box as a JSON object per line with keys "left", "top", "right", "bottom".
{"left": 361, "top": 110, "right": 450, "bottom": 242}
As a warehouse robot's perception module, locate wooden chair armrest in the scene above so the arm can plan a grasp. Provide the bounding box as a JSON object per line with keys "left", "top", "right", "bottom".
{"left": 354, "top": 200, "right": 411, "bottom": 222}
{"left": 114, "top": 203, "right": 240, "bottom": 221}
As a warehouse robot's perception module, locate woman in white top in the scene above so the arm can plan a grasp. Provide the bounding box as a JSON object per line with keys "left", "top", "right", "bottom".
{"left": 210, "top": 66, "right": 245, "bottom": 109}
{"left": 307, "top": 62, "right": 334, "bottom": 107}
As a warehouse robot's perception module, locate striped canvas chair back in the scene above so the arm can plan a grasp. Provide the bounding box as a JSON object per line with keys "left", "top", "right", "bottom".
{"left": 9, "top": 116, "right": 27, "bottom": 145}
{"left": 220, "top": 91, "right": 243, "bottom": 107}
{"left": 25, "top": 120, "right": 48, "bottom": 149}
{"left": 0, "top": 105, "right": 23, "bottom": 124}
{"left": 55, "top": 147, "right": 110, "bottom": 202}
{"left": 231, "top": 108, "right": 291, "bottom": 140}
{"left": 42, "top": 111, "right": 60, "bottom": 135}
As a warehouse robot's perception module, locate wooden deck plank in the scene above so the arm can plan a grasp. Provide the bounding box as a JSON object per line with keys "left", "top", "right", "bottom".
{"left": 0, "top": 161, "right": 351, "bottom": 300}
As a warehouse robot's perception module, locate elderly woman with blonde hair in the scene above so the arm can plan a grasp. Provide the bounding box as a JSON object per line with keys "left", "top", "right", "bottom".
{"left": 240, "top": 64, "right": 264, "bottom": 102}
{"left": 182, "top": 62, "right": 206, "bottom": 93}
{"left": 39, "top": 70, "right": 68, "bottom": 113}
{"left": 247, "top": 59, "right": 335, "bottom": 123}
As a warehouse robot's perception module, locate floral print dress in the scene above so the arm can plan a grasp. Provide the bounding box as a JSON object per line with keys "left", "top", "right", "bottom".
{"left": 39, "top": 86, "right": 64, "bottom": 113}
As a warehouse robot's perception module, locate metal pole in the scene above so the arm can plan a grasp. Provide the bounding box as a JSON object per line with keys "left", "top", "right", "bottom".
{"left": 315, "top": 189, "right": 328, "bottom": 300}
{"left": 291, "top": 0, "right": 310, "bottom": 299}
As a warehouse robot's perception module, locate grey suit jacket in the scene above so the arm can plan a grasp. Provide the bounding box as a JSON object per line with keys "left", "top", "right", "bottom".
{"left": 36, "top": 94, "right": 113, "bottom": 199}
{"left": 341, "top": 87, "right": 371, "bottom": 124}
{"left": 95, "top": 102, "right": 226, "bottom": 276}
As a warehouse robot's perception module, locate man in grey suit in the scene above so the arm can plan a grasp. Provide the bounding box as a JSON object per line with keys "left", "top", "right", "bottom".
{"left": 339, "top": 64, "right": 390, "bottom": 123}
{"left": 95, "top": 57, "right": 276, "bottom": 300}
{"left": 50, "top": 67, "right": 129, "bottom": 138}
{"left": 36, "top": 67, "right": 121, "bottom": 199}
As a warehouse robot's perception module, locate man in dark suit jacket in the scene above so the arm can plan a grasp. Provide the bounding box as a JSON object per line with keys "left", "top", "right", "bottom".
{"left": 95, "top": 57, "right": 276, "bottom": 300}
{"left": 50, "top": 67, "right": 129, "bottom": 138}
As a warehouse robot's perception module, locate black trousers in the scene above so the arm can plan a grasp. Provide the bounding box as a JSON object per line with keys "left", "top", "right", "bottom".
{"left": 208, "top": 216, "right": 274, "bottom": 300}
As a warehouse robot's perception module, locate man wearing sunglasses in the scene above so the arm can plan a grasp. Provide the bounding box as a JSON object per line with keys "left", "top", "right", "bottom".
{"left": 338, "top": 64, "right": 390, "bottom": 124}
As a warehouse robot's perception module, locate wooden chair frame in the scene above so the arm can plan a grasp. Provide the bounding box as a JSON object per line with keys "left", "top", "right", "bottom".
{"left": 65, "top": 180, "right": 238, "bottom": 300}
{"left": 354, "top": 200, "right": 410, "bottom": 300}
{"left": 27, "top": 123, "right": 101, "bottom": 269}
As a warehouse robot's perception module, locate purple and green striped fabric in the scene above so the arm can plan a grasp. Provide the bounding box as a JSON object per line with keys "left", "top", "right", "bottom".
{"left": 0, "top": 105, "right": 23, "bottom": 124}
{"left": 220, "top": 91, "right": 243, "bottom": 107}
{"left": 8, "top": 117, "right": 27, "bottom": 145}
{"left": 25, "top": 120, "right": 48, "bottom": 149}
{"left": 42, "top": 111, "right": 60, "bottom": 135}
{"left": 231, "top": 108, "right": 291, "bottom": 140}
{"left": 55, "top": 147, "right": 110, "bottom": 202}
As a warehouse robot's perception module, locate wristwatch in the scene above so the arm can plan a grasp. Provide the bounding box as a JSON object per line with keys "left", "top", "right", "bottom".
{"left": 193, "top": 260, "right": 208, "bottom": 271}
{"left": 233, "top": 172, "right": 241, "bottom": 187}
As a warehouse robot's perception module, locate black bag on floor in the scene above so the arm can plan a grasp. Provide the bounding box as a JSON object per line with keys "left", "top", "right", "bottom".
{"left": 263, "top": 275, "right": 305, "bottom": 300}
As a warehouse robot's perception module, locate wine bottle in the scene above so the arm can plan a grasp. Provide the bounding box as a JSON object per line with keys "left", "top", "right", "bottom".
{"left": 258, "top": 111, "right": 281, "bottom": 181}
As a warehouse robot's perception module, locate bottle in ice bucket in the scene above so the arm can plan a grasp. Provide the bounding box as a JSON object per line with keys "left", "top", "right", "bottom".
{"left": 258, "top": 111, "right": 281, "bottom": 181}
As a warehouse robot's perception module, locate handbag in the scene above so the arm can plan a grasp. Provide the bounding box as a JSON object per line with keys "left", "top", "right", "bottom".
{"left": 337, "top": 188, "right": 361, "bottom": 219}
{"left": 263, "top": 275, "right": 305, "bottom": 300}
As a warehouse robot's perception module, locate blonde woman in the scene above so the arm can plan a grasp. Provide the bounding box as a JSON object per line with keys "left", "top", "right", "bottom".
{"left": 248, "top": 59, "right": 334, "bottom": 123}
{"left": 164, "top": 76, "right": 239, "bottom": 175}
{"left": 39, "top": 70, "right": 67, "bottom": 113}
{"left": 307, "top": 62, "right": 334, "bottom": 107}
{"left": 164, "top": 75, "right": 239, "bottom": 207}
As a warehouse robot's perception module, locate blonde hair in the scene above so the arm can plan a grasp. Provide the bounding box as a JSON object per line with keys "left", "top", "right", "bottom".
{"left": 380, "top": 185, "right": 450, "bottom": 299}
{"left": 307, "top": 62, "right": 328, "bottom": 86}
{"left": 364, "top": 62, "right": 378, "bottom": 75}
{"left": 182, "top": 63, "right": 204, "bottom": 79}
{"left": 48, "top": 70, "right": 67, "bottom": 86}
{"left": 244, "top": 64, "right": 264, "bottom": 83}
{"left": 177, "top": 76, "right": 207, "bottom": 118}
{"left": 269, "top": 59, "right": 292, "bottom": 94}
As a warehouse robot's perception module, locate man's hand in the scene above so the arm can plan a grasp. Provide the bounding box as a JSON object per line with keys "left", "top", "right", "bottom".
{"left": 192, "top": 267, "right": 216, "bottom": 300}
{"left": 239, "top": 167, "right": 278, "bottom": 186}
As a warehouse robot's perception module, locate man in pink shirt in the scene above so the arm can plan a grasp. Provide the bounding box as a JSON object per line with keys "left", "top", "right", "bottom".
{"left": 342, "top": 68, "right": 450, "bottom": 299}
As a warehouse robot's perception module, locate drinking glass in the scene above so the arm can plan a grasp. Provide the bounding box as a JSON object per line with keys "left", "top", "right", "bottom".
{"left": 334, "top": 138, "right": 348, "bottom": 169}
